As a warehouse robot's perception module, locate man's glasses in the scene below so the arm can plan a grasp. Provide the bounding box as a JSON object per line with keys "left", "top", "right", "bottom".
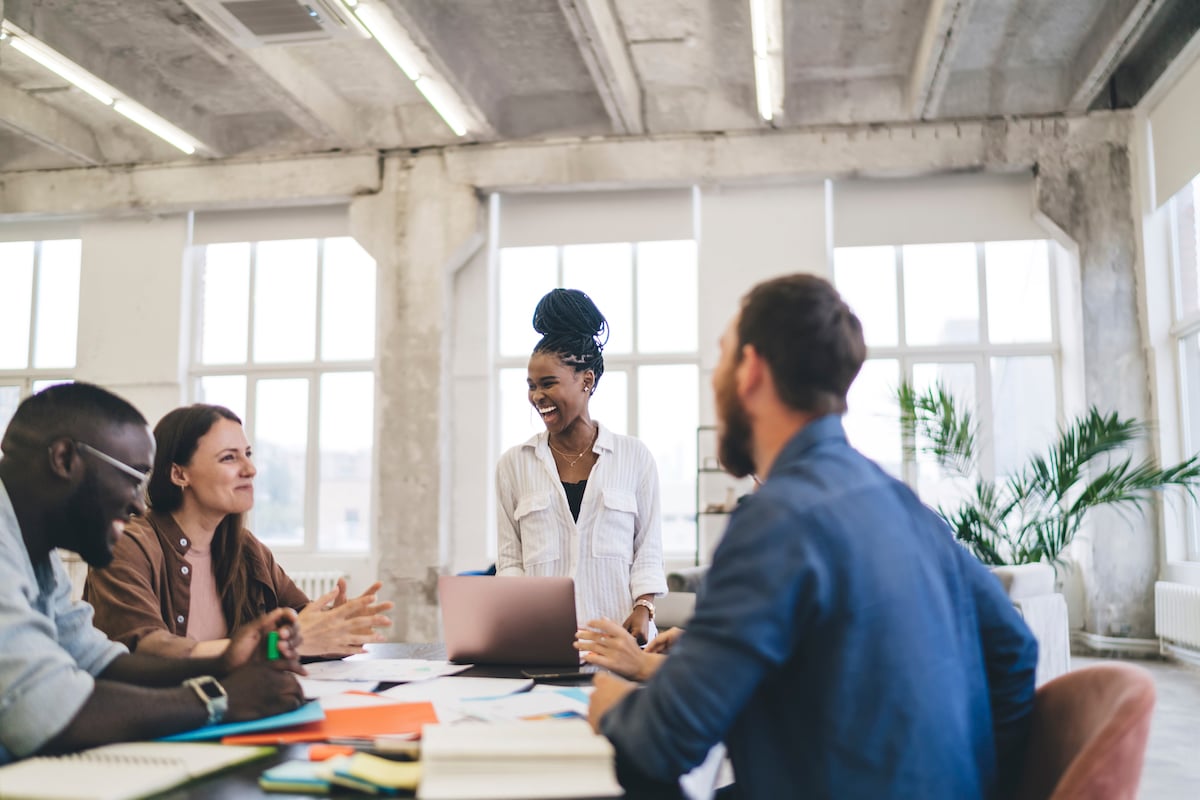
{"left": 74, "top": 440, "right": 152, "bottom": 493}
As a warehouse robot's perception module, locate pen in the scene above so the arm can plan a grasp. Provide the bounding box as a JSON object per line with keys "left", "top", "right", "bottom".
{"left": 266, "top": 629, "right": 280, "bottom": 660}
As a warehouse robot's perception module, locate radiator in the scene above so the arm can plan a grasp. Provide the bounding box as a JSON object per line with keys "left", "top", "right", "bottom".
{"left": 1155, "top": 581, "right": 1200, "bottom": 649}
{"left": 291, "top": 570, "right": 346, "bottom": 600}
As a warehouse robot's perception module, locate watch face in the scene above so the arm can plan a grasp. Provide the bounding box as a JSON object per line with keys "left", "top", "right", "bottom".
{"left": 198, "top": 678, "right": 224, "bottom": 699}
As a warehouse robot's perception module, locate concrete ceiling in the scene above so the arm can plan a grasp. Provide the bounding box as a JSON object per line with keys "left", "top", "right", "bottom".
{"left": 0, "top": 0, "right": 1195, "bottom": 173}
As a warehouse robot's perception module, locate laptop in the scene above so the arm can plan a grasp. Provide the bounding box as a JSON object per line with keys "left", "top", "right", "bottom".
{"left": 438, "top": 575, "right": 580, "bottom": 667}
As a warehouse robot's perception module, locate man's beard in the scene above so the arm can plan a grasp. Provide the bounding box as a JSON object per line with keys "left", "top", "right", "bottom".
{"left": 60, "top": 470, "right": 116, "bottom": 568}
{"left": 717, "top": 379, "right": 756, "bottom": 479}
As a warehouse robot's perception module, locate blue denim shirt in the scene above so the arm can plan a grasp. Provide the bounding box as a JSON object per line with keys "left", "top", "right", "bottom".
{"left": 602, "top": 415, "right": 1037, "bottom": 799}
{"left": 0, "top": 479, "right": 126, "bottom": 763}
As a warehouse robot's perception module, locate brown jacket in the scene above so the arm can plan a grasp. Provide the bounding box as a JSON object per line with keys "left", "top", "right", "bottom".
{"left": 84, "top": 510, "right": 309, "bottom": 655}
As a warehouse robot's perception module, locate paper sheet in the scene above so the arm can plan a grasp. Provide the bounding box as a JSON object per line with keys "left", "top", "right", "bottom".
{"left": 301, "top": 658, "right": 472, "bottom": 683}
{"left": 299, "top": 678, "right": 378, "bottom": 699}
{"left": 377, "top": 677, "right": 534, "bottom": 704}
{"left": 447, "top": 689, "right": 589, "bottom": 722}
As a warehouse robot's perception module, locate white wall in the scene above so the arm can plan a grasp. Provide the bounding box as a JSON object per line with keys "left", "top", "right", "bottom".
{"left": 696, "top": 183, "right": 830, "bottom": 422}
{"left": 75, "top": 215, "right": 191, "bottom": 423}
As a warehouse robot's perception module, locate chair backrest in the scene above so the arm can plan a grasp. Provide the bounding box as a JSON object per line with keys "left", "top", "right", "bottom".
{"left": 1016, "top": 662, "right": 1156, "bottom": 800}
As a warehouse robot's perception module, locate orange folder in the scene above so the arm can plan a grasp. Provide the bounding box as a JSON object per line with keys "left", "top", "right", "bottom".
{"left": 221, "top": 701, "right": 437, "bottom": 745}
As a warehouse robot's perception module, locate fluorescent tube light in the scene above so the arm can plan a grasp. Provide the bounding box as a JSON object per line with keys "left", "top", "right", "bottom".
{"left": 749, "top": 0, "right": 784, "bottom": 122}
{"left": 351, "top": 3, "right": 421, "bottom": 80}
{"left": 3, "top": 22, "right": 116, "bottom": 105}
{"left": 113, "top": 101, "right": 198, "bottom": 155}
{"left": 412, "top": 77, "right": 468, "bottom": 137}
{"left": 1, "top": 20, "right": 204, "bottom": 155}
{"left": 339, "top": 1, "right": 475, "bottom": 137}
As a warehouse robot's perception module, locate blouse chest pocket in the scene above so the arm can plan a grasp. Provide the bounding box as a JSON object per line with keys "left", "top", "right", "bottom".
{"left": 592, "top": 488, "right": 638, "bottom": 562}
{"left": 514, "top": 491, "right": 561, "bottom": 566}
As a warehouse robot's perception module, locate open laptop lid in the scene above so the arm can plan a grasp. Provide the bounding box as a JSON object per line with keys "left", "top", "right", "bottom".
{"left": 438, "top": 575, "right": 579, "bottom": 666}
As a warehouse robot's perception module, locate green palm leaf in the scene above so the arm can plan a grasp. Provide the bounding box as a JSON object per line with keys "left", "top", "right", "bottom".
{"left": 895, "top": 381, "right": 1200, "bottom": 566}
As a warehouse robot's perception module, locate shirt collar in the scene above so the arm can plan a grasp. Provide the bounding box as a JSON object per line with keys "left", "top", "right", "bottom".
{"left": 773, "top": 414, "right": 848, "bottom": 469}
{"left": 523, "top": 421, "right": 612, "bottom": 453}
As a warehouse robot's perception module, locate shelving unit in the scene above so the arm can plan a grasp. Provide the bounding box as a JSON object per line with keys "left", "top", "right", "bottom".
{"left": 694, "top": 426, "right": 756, "bottom": 566}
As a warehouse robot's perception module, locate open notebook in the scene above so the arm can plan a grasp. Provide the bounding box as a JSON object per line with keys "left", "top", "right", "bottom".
{"left": 0, "top": 741, "right": 273, "bottom": 800}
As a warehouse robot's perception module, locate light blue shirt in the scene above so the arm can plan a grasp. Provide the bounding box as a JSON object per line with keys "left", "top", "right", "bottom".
{"left": 0, "top": 478, "right": 127, "bottom": 763}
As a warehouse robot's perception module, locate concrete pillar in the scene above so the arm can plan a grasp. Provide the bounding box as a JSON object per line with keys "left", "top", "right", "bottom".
{"left": 350, "top": 153, "right": 481, "bottom": 641}
{"left": 1033, "top": 116, "right": 1157, "bottom": 638}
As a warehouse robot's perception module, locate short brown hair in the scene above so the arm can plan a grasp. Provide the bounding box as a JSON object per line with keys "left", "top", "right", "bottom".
{"left": 736, "top": 274, "right": 866, "bottom": 415}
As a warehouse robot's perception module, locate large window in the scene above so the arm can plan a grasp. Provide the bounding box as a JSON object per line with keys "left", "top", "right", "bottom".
{"left": 1167, "top": 175, "right": 1200, "bottom": 560}
{"left": 0, "top": 239, "right": 82, "bottom": 430}
{"left": 191, "top": 237, "right": 377, "bottom": 553}
{"left": 495, "top": 241, "right": 700, "bottom": 556}
{"left": 835, "top": 240, "right": 1061, "bottom": 510}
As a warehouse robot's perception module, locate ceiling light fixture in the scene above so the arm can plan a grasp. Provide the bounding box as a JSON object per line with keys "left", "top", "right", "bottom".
{"left": 0, "top": 20, "right": 204, "bottom": 155}
{"left": 749, "top": 0, "right": 784, "bottom": 123}
{"left": 337, "top": 0, "right": 475, "bottom": 137}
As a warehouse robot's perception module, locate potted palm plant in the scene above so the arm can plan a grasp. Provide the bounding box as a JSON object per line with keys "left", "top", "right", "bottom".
{"left": 897, "top": 382, "right": 1200, "bottom": 566}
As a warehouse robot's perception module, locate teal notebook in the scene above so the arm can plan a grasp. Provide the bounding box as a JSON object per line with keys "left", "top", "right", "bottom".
{"left": 258, "top": 760, "right": 332, "bottom": 795}
{"left": 161, "top": 701, "right": 326, "bottom": 742}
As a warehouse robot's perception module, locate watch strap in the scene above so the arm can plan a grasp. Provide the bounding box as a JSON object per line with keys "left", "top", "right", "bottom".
{"left": 183, "top": 676, "right": 228, "bottom": 726}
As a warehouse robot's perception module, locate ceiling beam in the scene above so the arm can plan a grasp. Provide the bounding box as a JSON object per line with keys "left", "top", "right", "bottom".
{"left": 0, "top": 114, "right": 1135, "bottom": 217}
{"left": 558, "top": 0, "right": 645, "bottom": 135}
{"left": 0, "top": 79, "right": 103, "bottom": 165}
{"left": 906, "top": 0, "right": 978, "bottom": 120}
{"left": 1067, "top": 0, "right": 1161, "bottom": 111}
{"left": 165, "top": 4, "right": 363, "bottom": 147}
{"left": 0, "top": 152, "right": 382, "bottom": 216}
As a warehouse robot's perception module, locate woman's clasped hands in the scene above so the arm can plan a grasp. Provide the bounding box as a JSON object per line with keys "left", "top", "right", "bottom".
{"left": 296, "top": 578, "right": 394, "bottom": 658}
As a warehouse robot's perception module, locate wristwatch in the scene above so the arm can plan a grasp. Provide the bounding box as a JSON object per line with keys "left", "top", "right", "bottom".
{"left": 183, "top": 676, "right": 228, "bottom": 725}
{"left": 634, "top": 598, "right": 656, "bottom": 621}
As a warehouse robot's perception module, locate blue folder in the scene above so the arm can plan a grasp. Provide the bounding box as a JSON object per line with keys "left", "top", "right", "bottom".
{"left": 161, "top": 700, "right": 326, "bottom": 742}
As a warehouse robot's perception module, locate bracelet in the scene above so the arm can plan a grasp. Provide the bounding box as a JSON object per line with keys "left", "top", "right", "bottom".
{"left": 633, "top": 598, "right": 655, "bottom": 621}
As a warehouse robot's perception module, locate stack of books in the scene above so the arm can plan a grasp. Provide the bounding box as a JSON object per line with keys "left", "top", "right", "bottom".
{"left": 417, "top": 719, "right": 622, "bottom": 799}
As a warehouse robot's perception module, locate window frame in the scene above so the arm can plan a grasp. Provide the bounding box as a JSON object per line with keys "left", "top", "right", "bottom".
{"left": 0, "top": 238, "right": 82, "bottom": 429}
{"left": 187, "top": 237, "right": 380, "bottom": 555}
{"left": 1165, "top": 178, "right": 1200, "bottom": 561}
{"left": 837, "top": 240, "right": 1064, "bottom": 488}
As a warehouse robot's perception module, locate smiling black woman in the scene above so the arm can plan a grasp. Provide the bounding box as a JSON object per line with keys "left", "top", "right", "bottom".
{"left": 496, "top": 288, "right": 666, "bottom": 646}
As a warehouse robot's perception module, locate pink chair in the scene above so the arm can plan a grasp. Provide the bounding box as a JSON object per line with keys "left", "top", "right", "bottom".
{"left": 1015, "top": 662, "right": 1156, "bottom": 800}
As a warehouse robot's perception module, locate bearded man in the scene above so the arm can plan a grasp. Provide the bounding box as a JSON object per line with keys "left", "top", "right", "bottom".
{"left": 588, "top": 274, "right": 1038, "bottom": 800}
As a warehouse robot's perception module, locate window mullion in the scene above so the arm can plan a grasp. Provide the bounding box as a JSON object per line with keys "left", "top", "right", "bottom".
{"left": 628, "top": 244, "right": 639, "bottom": 437}
{"left": 246, "top": 244, "right": 259, "bottom": 368}
{"left": 976, "top": 242, "right": 989, "bottom": 347}
{"left": 306, "top": 370, "right": 321, "bottom": 551}
{"left": 27, "top": 241, "right": 41, "bottom": 371}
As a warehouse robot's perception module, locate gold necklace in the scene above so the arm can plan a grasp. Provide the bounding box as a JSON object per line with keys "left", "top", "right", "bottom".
{"left": 548, "top": 427, "right": 596, "bottom": 468}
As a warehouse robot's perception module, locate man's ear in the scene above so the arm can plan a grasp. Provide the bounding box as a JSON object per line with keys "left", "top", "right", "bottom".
{"left": 736, "top": 344, "right": 765, "bottom": 399}
{"left": 46, "top": 438, "right": 76, "bottom": 480}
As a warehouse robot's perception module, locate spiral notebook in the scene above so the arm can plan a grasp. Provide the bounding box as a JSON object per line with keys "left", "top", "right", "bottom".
{"left": 0, "top": 741, "right": 273, "bottom": 800}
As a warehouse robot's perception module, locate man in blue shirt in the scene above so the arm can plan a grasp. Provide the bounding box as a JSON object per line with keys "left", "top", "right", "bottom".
{"left": 589, "top": 274, "right": 1038, "bottom": 799}
{"left": 0, "top": 383, "right": 305, "bottom": 763}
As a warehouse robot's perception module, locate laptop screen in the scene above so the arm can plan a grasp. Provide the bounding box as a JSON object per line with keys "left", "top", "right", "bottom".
{"left": 438, "top": 575, "right": 580, "bottom": 666}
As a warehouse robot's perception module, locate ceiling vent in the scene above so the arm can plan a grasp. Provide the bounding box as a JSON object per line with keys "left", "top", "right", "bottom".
{"left": 183, "top": 0, "right": 367, "bottom": 46}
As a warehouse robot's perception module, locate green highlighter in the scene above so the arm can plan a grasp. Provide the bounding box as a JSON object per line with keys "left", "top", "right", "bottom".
{"left": 266, "top": 630, "right": 281, "bottom": 660}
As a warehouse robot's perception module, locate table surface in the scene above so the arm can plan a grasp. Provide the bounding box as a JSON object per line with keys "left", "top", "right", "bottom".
{"left": 152, "top": 642, "right": 608, "bottom": 799}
